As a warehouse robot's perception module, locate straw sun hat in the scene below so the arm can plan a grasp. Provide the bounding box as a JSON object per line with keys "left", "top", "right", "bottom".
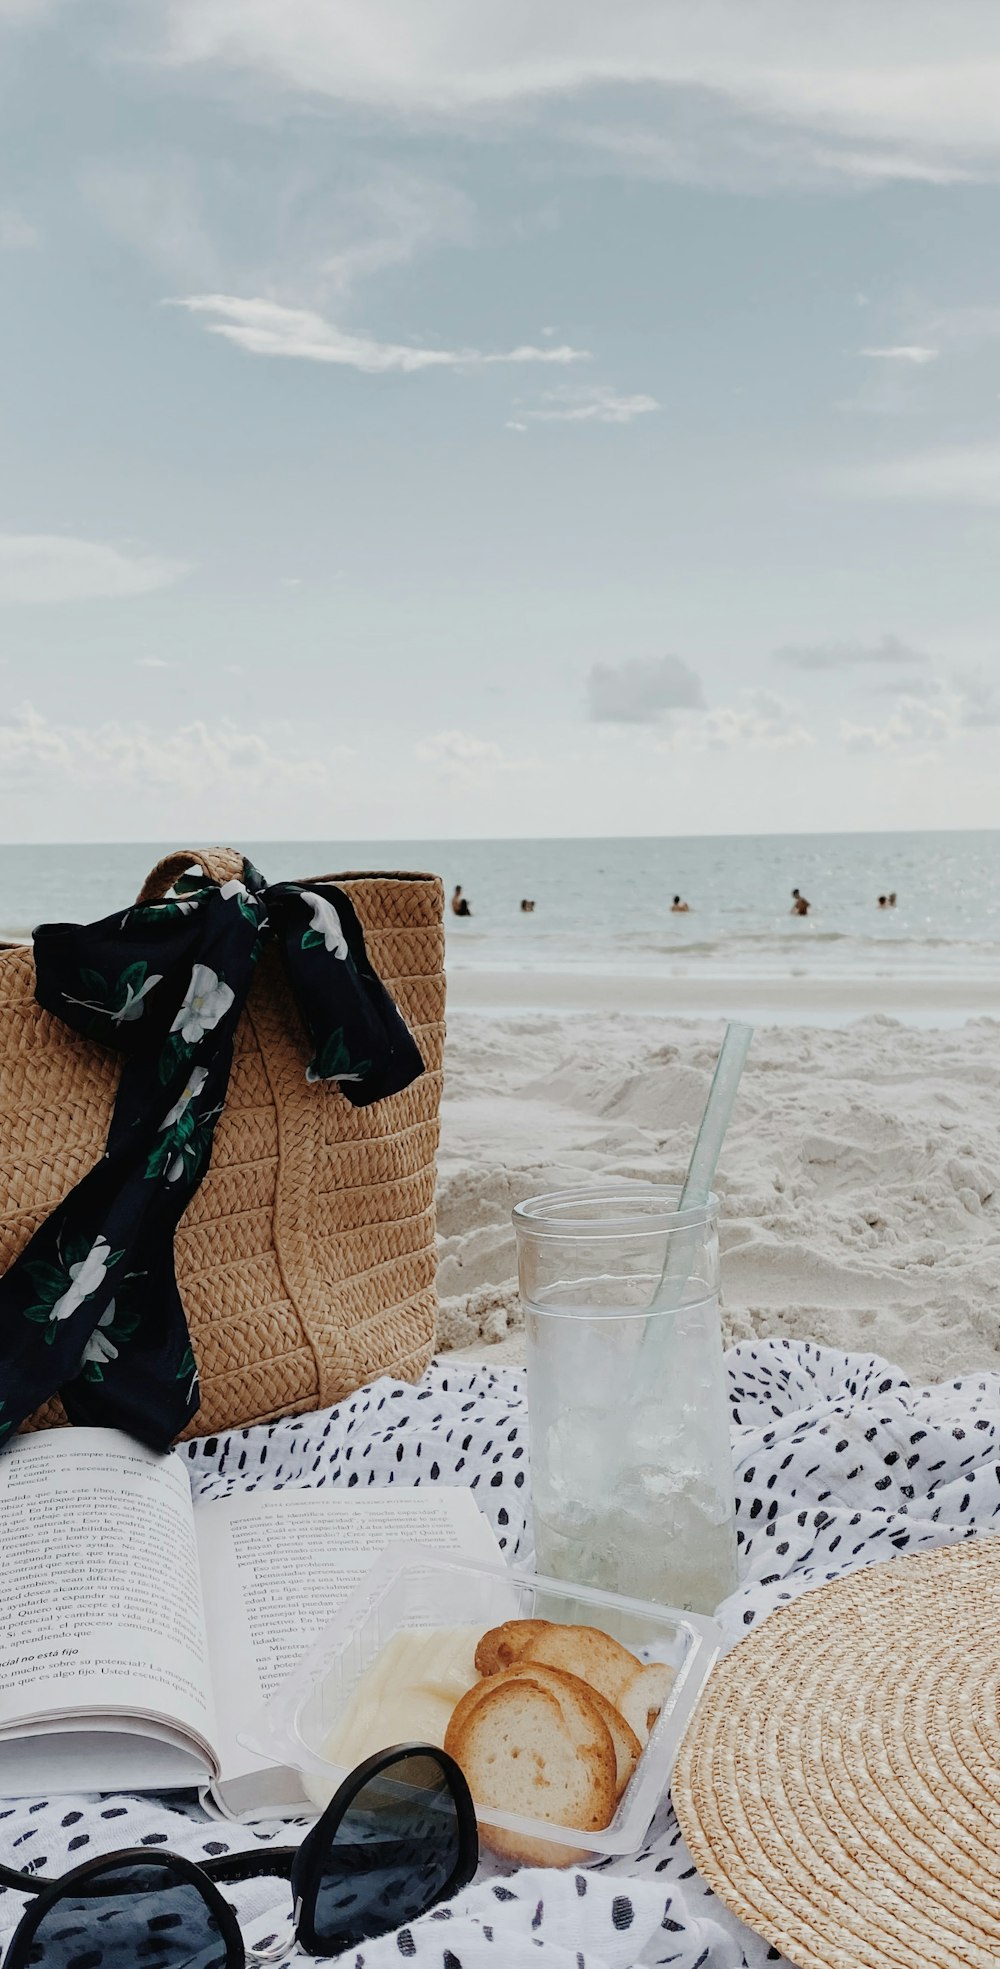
{"left": 671, "top": 1536, "right": 1000, "bottom": 1969}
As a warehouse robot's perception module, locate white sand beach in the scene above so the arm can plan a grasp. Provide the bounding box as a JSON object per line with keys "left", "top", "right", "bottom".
{"left": 438, "top": 1008, "right": 1000, "bottom": 1383}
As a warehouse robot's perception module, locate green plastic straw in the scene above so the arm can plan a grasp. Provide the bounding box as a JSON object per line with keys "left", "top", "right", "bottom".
{"left": 650, "top": 1021, "right": 753, "bottom": 1312}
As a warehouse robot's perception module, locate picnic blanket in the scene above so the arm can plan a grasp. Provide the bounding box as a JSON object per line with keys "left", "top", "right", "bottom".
{"left": 1, "top": 1337, "right": 997, "bottom": 1968}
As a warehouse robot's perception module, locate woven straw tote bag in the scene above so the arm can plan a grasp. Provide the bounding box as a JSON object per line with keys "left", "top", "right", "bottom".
{"left": 0, "top": 847, "right": 445, "bottom": 1437}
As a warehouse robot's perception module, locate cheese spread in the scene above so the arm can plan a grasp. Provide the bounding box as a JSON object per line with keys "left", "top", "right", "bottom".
{"left": 321, "top": 1625, "right": 485, "bottom": 1772}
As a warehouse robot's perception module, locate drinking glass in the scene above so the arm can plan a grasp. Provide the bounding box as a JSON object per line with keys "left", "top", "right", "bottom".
{"left": 514, "top": 1185, "right": 737, "bottom": 1615}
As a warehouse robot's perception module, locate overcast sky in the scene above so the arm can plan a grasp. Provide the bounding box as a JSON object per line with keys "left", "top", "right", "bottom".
{"left": 3, "top": 2, "right": 1000, "bottom": 841}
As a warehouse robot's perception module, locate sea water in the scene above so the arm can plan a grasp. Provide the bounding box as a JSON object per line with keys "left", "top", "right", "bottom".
{"left": 2, "top": 830, "right": 998, "bottom": 1008}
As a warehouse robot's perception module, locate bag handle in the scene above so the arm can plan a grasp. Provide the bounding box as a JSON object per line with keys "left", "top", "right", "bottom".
{"left": 136, "top": 846, "right": 246, "bottom": 903}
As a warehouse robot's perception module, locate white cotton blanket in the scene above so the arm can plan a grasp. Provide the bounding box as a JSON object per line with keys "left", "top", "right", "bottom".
{"left": 1, "top": 1339, "right": 997, "bottom": 1969}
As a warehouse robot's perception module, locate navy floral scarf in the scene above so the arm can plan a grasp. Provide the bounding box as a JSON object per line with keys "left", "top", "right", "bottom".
{"left": 0, "top": 860, "right": 424, "bottom": 1453}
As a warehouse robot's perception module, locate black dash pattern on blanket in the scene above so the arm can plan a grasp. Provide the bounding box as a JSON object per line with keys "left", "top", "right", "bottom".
{"left": 1, "top": 1341, "right": 998, "bottom": 1967}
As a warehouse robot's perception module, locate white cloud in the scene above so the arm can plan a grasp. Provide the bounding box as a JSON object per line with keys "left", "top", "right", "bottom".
{"left": 840, "top": 694, "right": 955, "bottom": 751}
{"left": 860, "top": 345, "right": 938, "bottom": 364}
{"left": 160, "top": 3, "right": 1000, "bottom": 182}
{"left": 588, "top": 655, "right": 704, "bottom": 723}
{"left": 81, "top": 162, "right": 220, "bottom": 286}
{"left": 173, "top": 295, "right": 589, "bottom": 374}
{"left": 840, "top": 443, "right": 1000, "bottom": 504}
{"left": 135, "top": 656, "right": 173, "bottom": 669}
{"left": 321, "top": 170, "right": 476, "bottom": 296}
{"left": 513, "top": 384, "right": 659, "bottom": 426}
{"left": 567, "top": 116, "right": 973, "bottom": 195}
{"left": 924, "top": 304, "right": 1000, "bottom": 350}
{"left": 0, "top": 204, "right": 39, "bottom": 250}
{"left": 690, "top": 689, "right": 814, "bottom": 752}
{"left": 0, "top": 703, "right": 334, "bottom": 796}
{"left": 415, "top": 728, "right": 522, "bottom": 783}
{"left": 954, "top": 666, "right": 1000, "bottom": 726}
{"left": 776, "top": 634, "right": 932, "bottom": 672}
{"left": 805, "top": 148, "right": 971, "bottom": 186}
{"left": 0, "top": 535, "right": 191, "bottom": 605}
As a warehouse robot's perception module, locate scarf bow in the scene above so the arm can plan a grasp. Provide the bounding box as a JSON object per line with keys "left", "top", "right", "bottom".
{"left": 0, "top": 859, "right": 424, "bottom": 1451}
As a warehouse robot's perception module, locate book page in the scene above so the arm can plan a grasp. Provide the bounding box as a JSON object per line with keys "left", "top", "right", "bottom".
{"left": 0, "top": 1430, "right": 217, "bottom": 1768}
{"left": 195, "top": 1487, "right": 502, "bottom": 1790}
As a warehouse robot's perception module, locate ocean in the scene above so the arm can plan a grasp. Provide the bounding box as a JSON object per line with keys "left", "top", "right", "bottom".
{"left": 2, "top": 832, "right": 999, "bottom": 999}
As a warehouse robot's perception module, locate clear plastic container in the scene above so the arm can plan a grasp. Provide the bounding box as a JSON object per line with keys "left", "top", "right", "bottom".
{"left": 240, "top": 1541, "right": 722, "bottom": 1865}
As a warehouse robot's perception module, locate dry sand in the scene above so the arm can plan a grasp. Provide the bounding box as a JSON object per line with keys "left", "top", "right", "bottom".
{"left": 437, "top": 1011, "right": 1000, "bottom": 1383}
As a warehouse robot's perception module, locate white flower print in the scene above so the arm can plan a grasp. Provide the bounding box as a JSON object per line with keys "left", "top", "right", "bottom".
{"left": 113, "top": 975, "right": 163, "bottom": 1023}
{"left": 219, "top": 877, "right": 249, "bottom": 905}
{"left": 50, "top": 1235, "right": 112, "bottom": 1323}
{"left": 159, "top": 1064, "right": 209, "bottom": 1131}
{"left": 170, "top": 965, "right": 235, "bottom": 1045}
{"left": 63, "top": 971, "right": 162, "bottom": 1024}
{"left": 80, "top": 1303, "right": 118, "bottom": 1367}
{"left": 301, "top": 890, "right": 349, "bottom": 958}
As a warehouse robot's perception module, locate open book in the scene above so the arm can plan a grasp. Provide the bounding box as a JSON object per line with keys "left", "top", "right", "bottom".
{"left": 0, "top": 1428, "right": 502, "bottom": 1819}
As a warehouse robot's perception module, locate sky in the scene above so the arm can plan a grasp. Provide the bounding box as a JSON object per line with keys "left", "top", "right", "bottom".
{"left": 3, "top": 1, "right": 1000, "bottom": 842}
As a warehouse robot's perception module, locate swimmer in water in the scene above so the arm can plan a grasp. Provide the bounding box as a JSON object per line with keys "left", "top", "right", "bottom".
{"left": 519, "top": 899, "right": 535, "bottom": 913}
{"left": 877, "top": 894, "right": 888, "bottom": 909}
{"left": 451, "top": 885, "right": 472, "bottom": 918}
{"left": 670, "top": 895, "right": 690, "bottom": 913}
{"left": 791, "top": 888, "right": 811, "bottom": 916}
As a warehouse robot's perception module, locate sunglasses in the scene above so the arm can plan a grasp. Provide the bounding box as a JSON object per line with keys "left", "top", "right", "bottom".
{"left": 0, "top": 1745, "right": 478, "bottom": 1967}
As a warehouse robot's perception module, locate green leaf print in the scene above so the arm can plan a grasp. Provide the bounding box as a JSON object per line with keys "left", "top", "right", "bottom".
{"left": 21, "top": 1235, "right": 123, "bottom": 1328}
{"left": 158, "top": 1031, "right": 192, "bottom": 1085}
{"left": 306, "top": 1027, "right": 371, "bottom": 1084}
{"left": 119, "top": 959, "right": 152, "bottom": 996}
{"left": 63, "top": 959, "right": 163, "bottom": 1029}
{"left": 176, "top": 1343, "right": 199, "bottom": 1404}
{"left": 146, "top": 1104, "right": 217, "bottom": 1186}
{"left": 23, "top": 1260, "right": 70, "bottom": 1302}
{"left": 79, "top": 1301, "right": 141, "bottom": 1383}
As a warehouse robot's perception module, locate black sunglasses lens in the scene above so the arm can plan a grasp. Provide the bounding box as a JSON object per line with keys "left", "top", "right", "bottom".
{"left": 18, "top": 1860, "right": 233, "bottom": 1969}
{"left": 311, "top": 1752, "right": 463, "bottom": 1951}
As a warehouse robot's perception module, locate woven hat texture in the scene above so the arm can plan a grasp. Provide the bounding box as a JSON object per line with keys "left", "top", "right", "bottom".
{"left": 0, "top": 847, "right": 444, "bottom": 1437}
{"left": 671, "top": 1536, "right": 1000, "bottom": 1969}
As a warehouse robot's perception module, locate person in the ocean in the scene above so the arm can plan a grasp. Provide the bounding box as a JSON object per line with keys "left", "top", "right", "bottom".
{"left": 451, "top": 885, "right": 472, "bottom": 918}
{"left": 519, "top": 899, "right": 535, "bottom": 913}
{"left": 670, "top": 895, "right": 690, "bottom": 913}
{"left": 877, "top": 894, "right": 888, "bottom": 909}
{"left": 791, "top": 888, "right": 811, "bottom": 916}
{"left": 888, "top": 892, "right": 897, "bottom": 907}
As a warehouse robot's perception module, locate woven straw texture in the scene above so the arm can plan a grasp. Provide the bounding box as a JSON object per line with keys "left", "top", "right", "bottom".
{"left": 671, "top": 1537, "right": 1000, "bottom": 1969}
{"left": 0, "top": 847, "right": 445, "bottom": 1437}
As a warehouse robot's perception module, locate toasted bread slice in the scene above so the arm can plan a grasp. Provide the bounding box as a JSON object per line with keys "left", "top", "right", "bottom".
{"left": 495, "top": 1661, "right": 641, "bottom": 1795}
{"left": 522, "top": 1622, "right": 640, "bottom": 1708}
{"left": 618, "top": 1661, "right": 675, "bottom": 1743}
{"left": 444, "top": 1670, "right": 618, "bottom": 1867}
{"left": 474, "top": 1618, "right": 551, "bottom": 1678}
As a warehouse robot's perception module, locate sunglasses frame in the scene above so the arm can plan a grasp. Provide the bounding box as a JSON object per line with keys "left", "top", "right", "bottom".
{"left": 2, "top": 1847, "right": 247, "bottom": 1969}
{"left": 290, "top": 1744, "right": 479, "bottom": 1957}
{"left": 0, "top": 1744, "right": 479, "bottom": 1968}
